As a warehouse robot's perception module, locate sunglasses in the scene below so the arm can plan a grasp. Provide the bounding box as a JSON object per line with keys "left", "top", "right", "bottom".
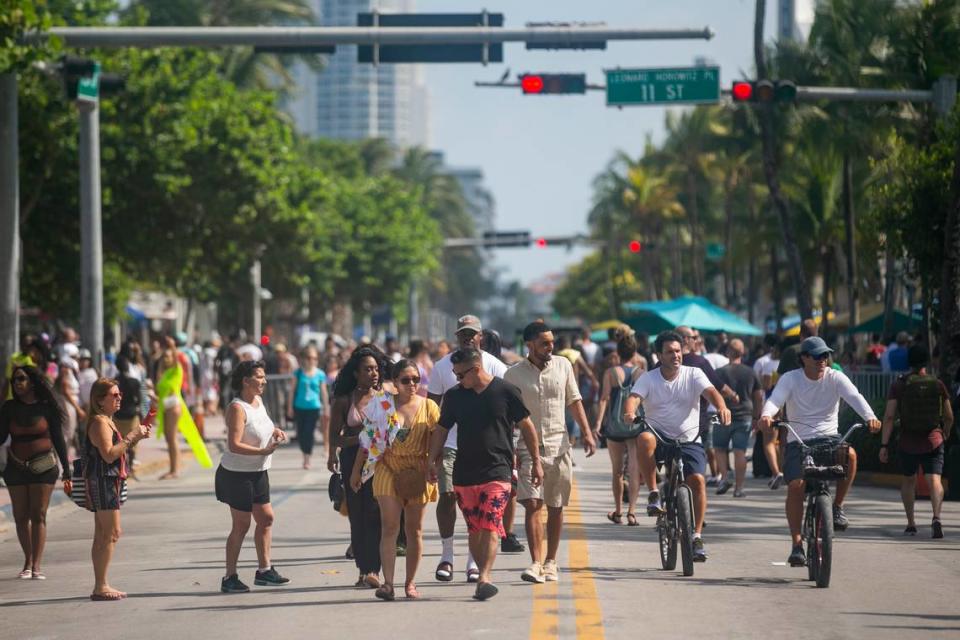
{"left": 397, "top": 376, "right": 421, "bottom": 385}
{"left": 454, "top": 365, "right": 478, "bottom": 381}
{"left": 108, "top": 392, "right": 123, "bottom": 398}
{"left": 806, "top": 352, "right": 831, "bottom": 361}
{"left": 12, "top": 376, "right": 29, "bottom": 383}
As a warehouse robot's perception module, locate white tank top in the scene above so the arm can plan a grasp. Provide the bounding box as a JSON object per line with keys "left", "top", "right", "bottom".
{"left": 220, "top": 397, "right": 275, "bottom": 472}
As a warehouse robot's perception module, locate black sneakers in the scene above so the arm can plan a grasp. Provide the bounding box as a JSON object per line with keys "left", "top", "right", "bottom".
{"left": 932, "top": 518, "right": 944, "bottom": 539}
{"left": 254, "top": 566, "right": 290, "bottom": 586}
{"left": 692, "top": 537, "right": 708, "bottom": 562}
{"left": 833, "top": 504, "right": 849, "bottom": 531}
{"left": 501, "top": 532, "right": 525, "bottom": 553}
{"left": 221, "top": 574, "right": 250, "bottom": 593}
{"left": 788, "top": 544, "right": 806, "bottom": 567}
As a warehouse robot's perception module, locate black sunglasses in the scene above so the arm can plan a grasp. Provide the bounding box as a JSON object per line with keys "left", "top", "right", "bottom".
{"left": 454, "top": 366, "right": 478, "bottom": 381}
{"left": 806, "top": 352, "right": 831, "bottom": 361}
{"left": 398, "top": 376, "right": 421, "bottom": 385}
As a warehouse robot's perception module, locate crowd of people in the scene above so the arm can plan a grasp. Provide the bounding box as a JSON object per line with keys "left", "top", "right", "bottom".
{"left": 0, "top": 313, "right": 956, "bottom": 601}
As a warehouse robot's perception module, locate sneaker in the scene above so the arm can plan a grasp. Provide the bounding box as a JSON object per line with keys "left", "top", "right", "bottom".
{"left": 221, "top": 573, "right": 250, "bottom": 593}
{"left": 521, "top": 562, "right": 545, "bottom": 584}
{"left": 833, "top": 504, "right": 849, "bottom": 532}
{"left": 716, "top": 479, "right": 733, "bottom": 495}
{"left": 542, "top": 559, "right": 559, "bottom": 582}
{"left": 254, "top": 567, "right": 290, "bottom": 586}
{"left": 788, "top": 544, "right": 806, "bottom": 567}
{"left": 768, "top": 473, "right": 784, "bottom": 490}
{"left": 501, "top": 532, "right": 525, "bottom": 553}
{"left": 692, "top": 537, "right": 708, "bottom": 562}
{"left": 646, "top": 491, "right": 665, "bottom": 516}
{"left": 706, "top": 475, "right": 719, "bottom": 487}
{"left": 904, "top": 525, "right": 918, "bottom": 536}
{"left": 933, "top": 519, "right": 944, "bottom": 539}
{"left": 396, "top": 543, "right": 407, "bottom": 557}
{"left": 733, "top": 489, "right": 746, "bottom": 498}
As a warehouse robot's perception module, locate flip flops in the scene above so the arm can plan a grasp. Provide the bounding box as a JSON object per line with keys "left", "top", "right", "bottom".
{"left": 473, "top": 582, "right": 499, "bottom": 601}
{"left": 607, "top": 511, "right": 623, "bottom": 524}
{"left": 404, "top": 582, "right": 421, "bottom": 599}
{"left": 626, "top": 513, "right": 639, "bottom": 526}
{"left": 375, "top": 584, "right": 395, "bottom": 601}
{"left": 435, "top": 561, "right": 453, "bottom": 582}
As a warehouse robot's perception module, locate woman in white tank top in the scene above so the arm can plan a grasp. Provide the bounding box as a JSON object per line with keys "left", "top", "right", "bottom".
{"left": 215, "top": 361, "right": 290, "bottom": 593}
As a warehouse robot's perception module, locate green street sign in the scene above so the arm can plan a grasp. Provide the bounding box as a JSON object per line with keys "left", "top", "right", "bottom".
{"left": 706, "top": 242, "right": 726, "bottom": 260}
{"left": 76, "top": 62, "right": 101, "bottom": 103}
{"left": 606, "top": 66, "right": 720, "bottom": 107}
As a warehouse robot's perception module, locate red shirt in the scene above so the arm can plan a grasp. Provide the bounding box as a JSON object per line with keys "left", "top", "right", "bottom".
{"left": 886, "top": 376, "right": 949, "bottom": 454}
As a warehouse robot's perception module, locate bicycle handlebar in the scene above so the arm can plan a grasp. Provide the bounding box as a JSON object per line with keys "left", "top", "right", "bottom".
{"left": 772, "top": 419, "right": 865, "bottom": 449}
{"left": 637, "top": 415, "right": 699, "bottom": 447}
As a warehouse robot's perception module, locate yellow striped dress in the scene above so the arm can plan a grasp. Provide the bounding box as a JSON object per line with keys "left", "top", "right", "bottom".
{"left": 372, "top": 398, "right": 440, "bottom": 505}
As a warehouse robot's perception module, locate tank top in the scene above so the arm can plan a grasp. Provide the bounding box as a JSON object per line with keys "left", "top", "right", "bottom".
{"left": 220, "top": 397, "right": 275, "bottom": 472}
{"left": 609, "top": 366, "right": 636, "bottom": 406}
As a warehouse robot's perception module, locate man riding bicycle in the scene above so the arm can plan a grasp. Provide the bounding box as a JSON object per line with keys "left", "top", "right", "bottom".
{"left": 758, "top": 337, "right": 881, "bottom": 567}
{"left": 622, "top": 330, "right": 731, "bottom": 562}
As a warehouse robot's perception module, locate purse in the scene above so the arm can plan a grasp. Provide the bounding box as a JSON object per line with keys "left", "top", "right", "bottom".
{"left": 9, "top": 450, "right": 58, "bottom": 475}
{"left": 328, "top": 472, "right": 344, "bottom": 512}
{"left": 394, "top": 467, "right": 427, "bottom": 501}
{"left": 70, "top": 458, "right": 88, "bottom": 509}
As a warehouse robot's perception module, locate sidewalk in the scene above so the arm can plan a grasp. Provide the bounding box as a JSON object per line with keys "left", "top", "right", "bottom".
{"left": 0, "top": 413, "right": 227, "bottom": 527}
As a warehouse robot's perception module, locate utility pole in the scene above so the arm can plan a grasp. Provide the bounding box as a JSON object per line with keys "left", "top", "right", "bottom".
{"left": 0, "top": 73, "right": 19, "bottom": 374}
{"left": 78, "top": 98, "right": 105, "bottom": 368}
{"left": 250, "top": 259, "right": 262, "bottom": 342}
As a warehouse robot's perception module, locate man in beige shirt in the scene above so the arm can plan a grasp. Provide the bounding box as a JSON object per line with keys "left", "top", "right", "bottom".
{"left": 505, "top": 321, "right": 596, "bottom": 584}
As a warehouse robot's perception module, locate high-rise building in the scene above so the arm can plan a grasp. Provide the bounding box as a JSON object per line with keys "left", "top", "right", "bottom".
{"left": 287, "top": 0, "right": 429, "bottom": 147}
{"left": 778, "top": 0, "right": 816, "bottom": 43}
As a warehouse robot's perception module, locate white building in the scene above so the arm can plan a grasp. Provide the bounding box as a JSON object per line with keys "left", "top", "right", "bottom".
{"left": 778, "top": 0, "right": 816, "bottom": 43}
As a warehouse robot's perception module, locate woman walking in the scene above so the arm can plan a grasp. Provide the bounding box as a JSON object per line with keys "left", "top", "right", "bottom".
{"left": 156, "top": 346, "right": 212, "bottom": 479}
{"left": 84, "top": 378, "right": 152, "bottom": 600}
{"left": 349, "top": 359, "right": 439, "bottom": 600}
{"left": 287, "top": 345, "right": 328, "bottom": 470}
{"left": 0, "top": 365, "right": 70, "bottom": 579}
{"left": 217, "top": 360, "right": 290, "bottom": 593}
{"left": 328, "top": 346, "right": 387, "bottom": 589}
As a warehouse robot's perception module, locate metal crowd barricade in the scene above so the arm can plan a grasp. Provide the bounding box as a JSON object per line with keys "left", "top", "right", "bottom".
{"left": 265, "top": 373, "right": 295, "bottom": 430}
{"left": 846, "top": 369, "right": 900, "bottom": 403}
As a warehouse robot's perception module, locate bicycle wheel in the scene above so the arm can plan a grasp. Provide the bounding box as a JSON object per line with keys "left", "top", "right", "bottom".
{"left": 658, "top": 512, "right": 677, "bottom": 570}
{"left": 807, "top": 494, "right": 834, "bottom": 588}
{"left": 676, "top": 485, "right": 695, "bottom": 577}
{"left": 805, "top": 500, "right": 817, "bottom": 582}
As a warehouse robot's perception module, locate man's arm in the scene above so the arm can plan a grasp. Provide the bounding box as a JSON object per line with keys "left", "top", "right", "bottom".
{"left": 703, "top": 387, "right": 731, "bottom": 425}
{"left": 517, "top": 416, "right": 543, "bottom": 487}
{"left": 426, "top": 424, "right": 449, "bottom": 483}
{"left": 568, "top": 399, "right": 596, "bottom": 456}
{"left": 758, "top": 376, "right": 790, "bottom": 429}
{"left": 836, "top": 372, "right": 881, "bottom": 431}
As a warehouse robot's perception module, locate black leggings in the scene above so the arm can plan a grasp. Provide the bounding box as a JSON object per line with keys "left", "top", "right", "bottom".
{"left": 294, "top": 409, "right": 320, "bottom": 455}
{"left": 339, "top": 445, "right": 381, "bottom": 575}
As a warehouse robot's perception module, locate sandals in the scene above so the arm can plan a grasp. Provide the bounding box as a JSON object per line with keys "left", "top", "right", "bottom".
{"left": 31, "top": 570, "right": 46, "bottom": 580}
{"left": 362, "top": 573, "right": 381, "bottom": 589}
{"left": 607, "top": 511, "right": 623, "bottom": 524}
{"left": 404, "top": 582, "right": 421, "bottom": 599}
{"left": 466, "top": 567, "right": 480, "bottom": 583}
{"left": 18, "top": 569, "right": 32, "bottom": 579}
{"left": 626, "top": 513, "right": 639, "bottom": 526}
{"left": 375, "top": 584, "right": 396, "bottom": 601}
{"left": 435, "top": 561, "right": 453, "bottom": 582}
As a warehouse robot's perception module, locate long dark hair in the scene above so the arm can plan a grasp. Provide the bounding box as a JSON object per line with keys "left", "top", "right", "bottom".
{"left": 230, "top": 360, "right": 266, "bottom": 393}
{"left": 333, "top": 345, "right": 388, "bottom": 397}
{"left": 9, "top": 364, "right": 59, "bottom": 410}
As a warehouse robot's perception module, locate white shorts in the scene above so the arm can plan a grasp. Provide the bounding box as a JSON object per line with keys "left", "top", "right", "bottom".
{"left": 517, "top": 449, "right": 572, "bottom": 508}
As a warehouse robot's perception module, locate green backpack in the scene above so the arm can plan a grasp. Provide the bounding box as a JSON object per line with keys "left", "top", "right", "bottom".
{"left": 898, "top": 373, "right": 943, "bottom": 434}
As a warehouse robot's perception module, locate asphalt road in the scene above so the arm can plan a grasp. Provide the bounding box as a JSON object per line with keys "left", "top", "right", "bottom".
{"left": 1, "top": 425, "right": 958, "bottom": 640}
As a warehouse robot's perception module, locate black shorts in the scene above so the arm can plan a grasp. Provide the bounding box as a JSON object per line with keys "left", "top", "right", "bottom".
{"left": 215, "top": 465, "right": 270, "bottom": 512}
{"left": 899, "top": 445, "right": 945, "bottom": 476}
{"left": 2, "top": 462, "right": 59, "bottom": 486}
{"left": 647, "top": 428, "right": 707, "bottom": 480}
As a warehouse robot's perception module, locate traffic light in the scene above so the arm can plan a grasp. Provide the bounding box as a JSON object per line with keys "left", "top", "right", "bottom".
{"left": 731, "top": 79, "right": 797, "bottom": 103}
{"left": 535, "top": 237, "right": 548, "bottom": 248}
{"left": 519, "top": 73, "right": 587, "bottom": 95}
{"left": 628, "top": 240, "right": 642, "bottom": 253}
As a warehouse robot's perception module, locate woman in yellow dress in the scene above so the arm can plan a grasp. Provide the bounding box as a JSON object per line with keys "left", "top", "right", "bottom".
{"left": 350, "top": 358, "right": 438, "bottom": 601}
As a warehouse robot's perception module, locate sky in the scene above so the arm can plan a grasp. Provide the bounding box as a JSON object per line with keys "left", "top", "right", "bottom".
{"left": 417, "top": 1, "right": 811, "bottom": 286}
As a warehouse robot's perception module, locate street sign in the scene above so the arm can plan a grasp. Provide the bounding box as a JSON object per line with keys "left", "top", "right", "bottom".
{"left": 706, "top": 242, "right": 726, "bottom": 260}
{"left": 358, "top": 13, "right": 504, "bottom": 64}
{"left": 606, "top": 66, "right": 720, "bottom": 106}
{"left": 76, "top": 62, "right": 101, "bottom": 103}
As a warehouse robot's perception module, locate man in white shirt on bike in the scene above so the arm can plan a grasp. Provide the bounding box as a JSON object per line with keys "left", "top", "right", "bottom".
{"left": 758, "top": 336, "right": 881, "bottom": 567}
{"left": 622, "top": 331, "right": 731, "bottom": 563}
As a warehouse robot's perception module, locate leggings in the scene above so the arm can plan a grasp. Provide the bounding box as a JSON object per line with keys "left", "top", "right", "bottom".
{"left": 294, "top": 409, "right": 320, "bottom": 455}
{"left": 339, "top": 445, "right": 381, "bottom": 575}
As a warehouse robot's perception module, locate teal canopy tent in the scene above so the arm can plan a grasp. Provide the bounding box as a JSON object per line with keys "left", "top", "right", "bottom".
{"left": 623, "top": 296, "right": 763, "bottom": 336}
{"left": 846, "top": 309, "right": 922, "bottom": 335}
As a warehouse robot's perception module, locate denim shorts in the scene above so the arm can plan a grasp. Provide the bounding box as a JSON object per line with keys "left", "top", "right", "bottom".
{"left": 654, "top": 440, "right": 707, "bottom": 480}
{"left": 784, "top": 436, "right": 841, "bottom": 483}
{"left": 712, "top": 420, "right": 751, "bottom": 451}
{"left": 900, "top": 445, "right": 945, "bottom": 476}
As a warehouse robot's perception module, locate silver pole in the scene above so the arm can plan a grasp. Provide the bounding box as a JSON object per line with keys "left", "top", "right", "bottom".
{"left": 41, "top": 25, "right": 714, "bottom": 48}
{"left": 796, "top": 86, "right": 933, "bottom": 103}
{"left": 251, "top": 259, "right": 261, "bottom": 342}
{"left": 0, "top": 73, "right": 19, "bottom": 373}
{"left": 933, "top": 75, "right": 957, "bottom": 118}
{"left": 78, "top": 101, "right": 104, "bottom": 368}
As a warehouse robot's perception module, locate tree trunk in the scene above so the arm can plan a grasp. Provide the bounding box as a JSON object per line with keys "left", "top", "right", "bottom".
{"left": 330, "top": 299, "right": 352, "bottom": 340}
{"left": 821, "top": 246, "right": 834, "bottom": 336}
{"left": 881, "top": 244, "right": 898, "bottom": 340}
{"left": 746, "top": 179, "right": 758, "bottom": 324}
{"left": 686, "top": 173, "right": 704, "bottom": 295}
{"left": 723, "top": 177, "right": 735, "bottom": 307}
{"left": 672, "top": 222, "right": 683, "bottom": 297}
{"left": 842, "top": 152, "right": 859, "bottom": 328}
{"left": 938, "top": 132, "right": 960, "bottom": 386}
{"left": 602, "top": 245, "right": 620, "bottom": 318}
{"left": 771, "top": 242, "right": 783, "bottom": 333}
{"left": 754, "top": 0, "right": 814, "bottom": 320}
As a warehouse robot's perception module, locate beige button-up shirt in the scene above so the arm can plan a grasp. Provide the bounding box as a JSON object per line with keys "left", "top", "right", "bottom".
{"left": 504, "top": 355, "right": 582, "bottom": 458}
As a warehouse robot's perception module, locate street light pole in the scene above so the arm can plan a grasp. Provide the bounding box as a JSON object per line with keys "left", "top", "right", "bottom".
{"left": 0, "top": 73, "right": 19, "bottom": 373}
{"left": 78, "top": 100, "right": 104, "bottom": 368}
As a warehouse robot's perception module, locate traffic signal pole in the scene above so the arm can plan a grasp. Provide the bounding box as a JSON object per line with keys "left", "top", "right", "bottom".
{"left": 78, "top": 100, "right": 105, "bottom": 367}
{"left": 0, "top": 73, "right": 19, "bottom": 373}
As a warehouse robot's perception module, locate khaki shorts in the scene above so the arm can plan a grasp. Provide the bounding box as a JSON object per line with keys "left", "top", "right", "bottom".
{"left": 517, "top": 448, "right": 572, "bottom": 508}
{"left": 438, "top": 447, "right": 457, "bottom": 494}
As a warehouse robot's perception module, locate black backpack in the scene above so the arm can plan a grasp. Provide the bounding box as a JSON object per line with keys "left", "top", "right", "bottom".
{"left": 606, "top": 366, "right": 644, "bottom": 439}
{"left": 898, "top": 373, "right": 943, "bottom": 434}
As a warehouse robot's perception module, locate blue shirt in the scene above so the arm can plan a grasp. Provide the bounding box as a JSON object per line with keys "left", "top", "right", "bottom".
{"left": 293, "top": 368, "right": 327, "bottom": 410}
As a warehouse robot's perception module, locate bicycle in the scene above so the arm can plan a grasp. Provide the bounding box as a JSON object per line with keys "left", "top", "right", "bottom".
{"left": 774, "top": 420, "right": 864, "bottom": 589}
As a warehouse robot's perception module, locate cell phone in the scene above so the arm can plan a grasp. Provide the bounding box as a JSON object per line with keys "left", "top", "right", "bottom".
{"left": 143, "top": 404, "right": 158, "bottom": 427}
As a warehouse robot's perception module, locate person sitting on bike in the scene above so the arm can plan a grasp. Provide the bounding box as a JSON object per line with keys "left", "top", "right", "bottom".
{"left": 622, "top": 330, "right": 731, "bottom": 563}
{"left": 758, "top": 336, "right": 881, "bottom": 567}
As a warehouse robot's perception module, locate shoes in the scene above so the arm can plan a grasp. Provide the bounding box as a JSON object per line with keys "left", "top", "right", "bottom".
{"left": 473, "top": 582, "right": 499, "bottom": 601}
{"left": 646, "top": 491, "right": 665, "bottom": 516}
{"left": 768, "top": 473, "right": 784, "bottom": 490}
{"left": 542, "top": 559, "right": 559, "bottom": 582}
{"left": 833, "top": 504, "right": 849, "bottom": 532}
{"left": 706, "top": 475, "right": 719, "bottom": 487}
{"left": 933, "top": 518, "right": 944, "bottom": 539}
{"left": 31, "top": 570, "right": 45, "bottom": 580}
{"left": 435, "top": 561, "right": 453, "bottom": 582}
{"left": 716, "top": 479, "right": 733, "bottom": 495}
{"left": 221, "top": 574, "right": 250, "bottom": 593}
{"left": 733, "top": 489, "right": 746, "bottom": 498}
{"left": 692, "top": 537, "right": 708, "bottom": 562}
{"left": 788, "top": 544, "right": 806, "bottom": 567}
{"left": 626, "top": 512, "right": 639, "bottom": 526}
{"left": 904, "top": 525, "right": 918, "bottom": 536}
{"left": 18, "top": 569, "right": 32, "bottom": 579}
{"left": 501, "top": 532, "right": 525, "bottom": 553}
{"left": 396, "top": 543, "right": 407, "bottom": 557}
{"left": 466, "top": 567, "right": 480, "bottom": 583}
{"left": 254, "top": 566, "right": 290, "bottom": 586}
{"left": 521, "top": 562, "right": 545, "bottom": 584}
{"left": 375, "top": 584, "right": 396, "bottom": 601}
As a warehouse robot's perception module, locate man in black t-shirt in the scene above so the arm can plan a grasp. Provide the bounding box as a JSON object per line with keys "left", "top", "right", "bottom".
{"left": 428, "top": 348, "right": 543, "bottom": 601}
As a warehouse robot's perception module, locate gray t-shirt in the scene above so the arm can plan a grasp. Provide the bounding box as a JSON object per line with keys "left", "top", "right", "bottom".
{"left": 717, "top": 363, "right": 762, "bottom": 422}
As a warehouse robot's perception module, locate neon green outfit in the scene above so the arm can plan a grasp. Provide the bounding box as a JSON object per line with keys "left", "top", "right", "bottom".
{"left": 156, "top": 364, "right": 213, "bottom": 468}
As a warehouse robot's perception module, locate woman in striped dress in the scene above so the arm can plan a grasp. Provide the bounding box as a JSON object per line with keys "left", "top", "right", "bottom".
{"left": 350, "top": 358, "right": 439, "bottom": 600}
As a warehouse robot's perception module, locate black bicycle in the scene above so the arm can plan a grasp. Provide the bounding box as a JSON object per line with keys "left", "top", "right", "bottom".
{"left": 774, "top": 420, "right": 863, "bottom": 589}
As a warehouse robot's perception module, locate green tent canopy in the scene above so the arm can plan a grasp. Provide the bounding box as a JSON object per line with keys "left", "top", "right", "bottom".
{"left": 623, "top": 296, "right": 763, "bottom": 336}
{"left": 846, "top": 310, "right": 921, "bottom": 335}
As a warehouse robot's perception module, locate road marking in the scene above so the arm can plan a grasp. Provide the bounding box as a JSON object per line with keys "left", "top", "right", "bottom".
{"left": 530, "top": 580, "right": 559, "bottom": 639}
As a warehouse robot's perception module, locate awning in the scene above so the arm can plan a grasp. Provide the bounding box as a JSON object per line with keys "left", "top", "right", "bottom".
{"left": 623, "top": 296, "right": 763, "bottom": 336}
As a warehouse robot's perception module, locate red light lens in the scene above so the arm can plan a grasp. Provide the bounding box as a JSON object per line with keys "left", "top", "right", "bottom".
{"left": 535, "top": 237, "right": 547, "bottom": 248}
{"left": 628, "top": 240, "right": 642, "bottom": 253}
{"left": 732, "top": 82, "right": 753, "bottom": 101}
{"left": 521, "top": 75, "right": 545, "bottom": 94}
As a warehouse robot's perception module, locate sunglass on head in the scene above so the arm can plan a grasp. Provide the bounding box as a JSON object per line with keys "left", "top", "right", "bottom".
{"left": 398, "top": 376, "right": 421, "bottom": 385}
{"left": 454, "top": 366, "right": 478, "bottom": 380}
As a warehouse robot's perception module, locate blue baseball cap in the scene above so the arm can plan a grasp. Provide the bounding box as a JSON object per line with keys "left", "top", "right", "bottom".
{"left": 800, "top": 336, "right": 833, "bottom": 357}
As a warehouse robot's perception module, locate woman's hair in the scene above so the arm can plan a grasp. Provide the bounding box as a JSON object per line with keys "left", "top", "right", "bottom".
{"left": 22, "top": 337, "right": 51, "bottom": 370}
{"left": 87, "top": 377, "right": 119, "bottom": 424}
{"left": 333, "top": 345, "right": 388, "bottom": 397}
{"left": 9, "top": 364, "right": 58, "bottom": 408}
{"left": 391, "top": 358, "right": 419, "bottom": 380}
{"left": 230, "top": 360, "right": 266, "bottom": 393}
{"left": 616, "top": 335, "right": 638, "bottom": 362}
{"left": 119, "top": 339, "right": 145, "bottom": 368}
{"left": 301, "top": 345, "right": 320, "bottom": 362}
{"left": 480, "top": 329, "right": 502, "bottom": 361}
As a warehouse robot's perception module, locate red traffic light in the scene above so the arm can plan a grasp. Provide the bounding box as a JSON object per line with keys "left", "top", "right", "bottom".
{"left": 535, "top": 237, "right": 548, "bottom": 248}
{"left": 628, "top": 240, "right": 642, "bottom": 253}
{"left": 732, "top": 81, "right": 753, "bottom": 102}
{"left": 521, "top": 75, "right": 545, "bottom": 94}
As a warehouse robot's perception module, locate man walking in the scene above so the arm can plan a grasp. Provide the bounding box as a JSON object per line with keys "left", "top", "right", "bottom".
{"left": 427, "top": 315, "right": 509, "bottom": 582}
{"left": 428, "top": 348, "right": 543, "bottom": 600}
{"left": 715, "top": 339, "right": 764, "bottom": 497}
{"left": 880, "top": 345, "right": 954, "bottom": 537}
{"left": 505, "top": 322, "right": 596, "bottom": 584}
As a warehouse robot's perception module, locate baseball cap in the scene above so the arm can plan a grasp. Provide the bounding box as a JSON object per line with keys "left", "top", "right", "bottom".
{"left": 456, "top": 314, "right": 482, "bottom": 334}
{"left": 78, "top": 348, "right": 92, "bottom": 360}
{"left": 800, "top": 336, "right": 833, "bottom": 357}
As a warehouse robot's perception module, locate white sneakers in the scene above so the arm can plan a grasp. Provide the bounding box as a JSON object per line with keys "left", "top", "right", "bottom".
{"left": 542, "top": 559, "right": 559, "bottom": 582}
{"left": 521, "top": 562, "right": 545, "bottom": 584}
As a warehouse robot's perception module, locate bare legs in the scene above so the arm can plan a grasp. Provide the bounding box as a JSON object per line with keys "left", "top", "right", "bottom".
{"left": 161, "top": 402, "right": 182, "bottom": 479}
{"left": 8, "top": 483, "right": 55, "bottom": 575}
{"left": 378, "top": 496, "right": 425, "bottom": 596}
{"left": 225, "top": 503, "right": 275, "bottom": 576}
{"left": 92, "top": 510, "right": 123, "bottom": 597}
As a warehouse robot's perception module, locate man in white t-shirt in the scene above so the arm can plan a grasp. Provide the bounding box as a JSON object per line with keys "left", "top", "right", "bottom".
{"left": 759, "top": 336, "right": 881, "bottom": 567}
{"left": 428, "top": 314, "right": 508, "bottom": 583}
{"left": 622, "top": 330, "right": 731, "bottom": 563}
